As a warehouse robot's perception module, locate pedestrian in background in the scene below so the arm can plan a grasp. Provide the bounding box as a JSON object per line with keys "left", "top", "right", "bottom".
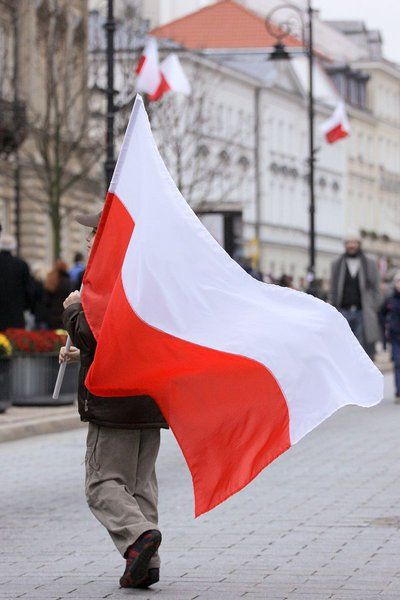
{"left": 380, "top": 272, "right": 400, "bottom": 402}
{"left": 0, "top": 233, "right": 34, "bottom": 330}
{"left": 30, "top": 263, "right": 48, "bottom": 330}
{"left": 308, "top": 278, "right": 328, "bottom": 302}
{"left": 278, "top": 274, "right": 294, "bottom": 288}
{"left": 43, "top": 260, "right": 71, "bottom": 329}
{"left": 330, "top": 233, "right": 381, "bottom": 358}
{"left": 238, "top": 257, "right": 263, "bottom": 281}
{"left": 69, "top": 251, "right": 85, "bottom": 288}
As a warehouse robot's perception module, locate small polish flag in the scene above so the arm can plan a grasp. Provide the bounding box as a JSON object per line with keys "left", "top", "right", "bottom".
{"left": 320, "top": 101, "right": 350, "bottom": 144}
{"left": 136, "top": 37, "right": 161, "bottom": 96}
{"left": 149, "top": 54, "right": 191, "bottom": 102}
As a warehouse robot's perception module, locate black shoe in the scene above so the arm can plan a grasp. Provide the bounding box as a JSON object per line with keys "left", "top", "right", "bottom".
{"left": 120, "top": 530, "right": 162, "bottom": 588}
{"left": 136, "top": 567, "right": 160, "bottom": 588}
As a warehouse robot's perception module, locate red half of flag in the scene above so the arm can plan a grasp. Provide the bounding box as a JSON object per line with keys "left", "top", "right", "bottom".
{"left": 326, "top": 123, "right": 349, "bottom": 144}
{"left": 136, "top": 54, "right": 145, "bottom": 75}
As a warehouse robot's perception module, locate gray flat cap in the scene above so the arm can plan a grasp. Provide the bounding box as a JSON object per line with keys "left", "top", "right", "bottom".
{"left": 75, "top": 211, "right": 102, "bottom": 228}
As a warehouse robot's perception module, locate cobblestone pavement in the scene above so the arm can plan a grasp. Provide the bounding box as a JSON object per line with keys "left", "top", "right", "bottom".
{"left": 1, "top": 374, "right": 399, "bottom": 600}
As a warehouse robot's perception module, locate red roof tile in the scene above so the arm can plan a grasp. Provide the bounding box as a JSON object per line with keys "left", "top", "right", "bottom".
{"left": 151, "top": 0, "right": 303, "bottom": 50}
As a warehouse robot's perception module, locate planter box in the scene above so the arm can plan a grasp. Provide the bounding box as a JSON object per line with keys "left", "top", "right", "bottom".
{"left": 10, "top": 354, "right": 78, "bottom": 406}
{"left": 0, "top": 358, "right": 12, "bottom": 413}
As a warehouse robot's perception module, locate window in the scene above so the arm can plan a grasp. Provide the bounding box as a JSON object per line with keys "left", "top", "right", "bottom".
{"left": 217, "top": 104, "right": 223, "bottom": 132}
{"left": 238, "top": 109, "right": 244, "bottom": 137}
{"left": 329, "top": 67, "right": 369, "bottom": 110}
{"left": 238, "top": 155, "right": 250, "bottom": 170}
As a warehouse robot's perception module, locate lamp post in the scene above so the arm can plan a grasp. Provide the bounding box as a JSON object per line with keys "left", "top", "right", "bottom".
{"left": 12, "top": 3, "right": 21, "bottom": 255}
{"left": 104, "top": 0, "right": 116, "bottom": 189}
{"left": 265, "top": 1, "right": 316, "bottom": 281}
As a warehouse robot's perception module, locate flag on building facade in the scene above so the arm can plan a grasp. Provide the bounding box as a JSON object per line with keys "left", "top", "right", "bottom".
{"left": 320, "top": 101, "right": 351, "bottom": 144}
{"left": 149, "top": 54, "right": 191, "bottom": 101}
{"left": 82, "top": 95, "right": 382, "bottom": 517}
{"left": 136, "top": 37, "right": 161, "bottom": 96}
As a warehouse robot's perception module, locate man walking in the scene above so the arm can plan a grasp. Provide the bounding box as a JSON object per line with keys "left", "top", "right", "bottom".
{"left": 0, "top": 233, "right": 34, "bottom": 330}
{"left": 60, "top": 211, "right": 167, "bottom": 589}
{"left": 330, "top": 233, "right": 381, "bottom": 357}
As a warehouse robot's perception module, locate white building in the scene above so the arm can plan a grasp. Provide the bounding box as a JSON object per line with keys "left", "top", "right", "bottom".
{"left": 89, "top": 0, "right": 400, "bottom": 283}
{"left": 150, "top": 0, "right": 350, "bottom": 281}
{"left": 324, "top": 21, "right": 400, "bottom": 272}
{"left": 88, "top": 9, "right": 257, "bottom": 259}
{"left": 149, "top": 0, "right": 400, "bottom": 279}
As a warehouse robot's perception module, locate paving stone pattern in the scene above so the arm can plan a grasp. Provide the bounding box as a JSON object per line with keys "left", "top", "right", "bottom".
{"left": 0, "top": 374, "right": 399, "bottom": 599}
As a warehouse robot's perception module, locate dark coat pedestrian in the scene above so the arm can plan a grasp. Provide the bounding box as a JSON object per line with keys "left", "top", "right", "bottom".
{"left": 278, "top": 274, "right": 294, "bottom": 288}
{"left": 379, "top": 275, "right": 400, "bottom": 399}
{"left": 43, "top": 261, "right": 72, "bottom": 329}
{"left": 380, "top": 289, "right": 400, "bottom": 344}
{"left": 31, "top": 275, "right": 47, "bottom": 329}
{"left": 330, "top": 237, "right": 381, "bottom": 352}
{"left": 0, "top": 235, "right": 34, "bottom": 330}
{"left": 308, "top": 278, "right": 328, "bottom": 302}
{"left": 62, "top": 301, "right": 168, "bottom": 429}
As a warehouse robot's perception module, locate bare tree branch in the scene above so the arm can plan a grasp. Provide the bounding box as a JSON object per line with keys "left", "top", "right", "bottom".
{"left": 21, "top": 0, "right": 101, "bottom": 260}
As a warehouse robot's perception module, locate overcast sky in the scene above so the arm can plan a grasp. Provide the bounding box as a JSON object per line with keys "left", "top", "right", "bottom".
{"left": 314, "top": 0, "right": 400, "bottom": 64}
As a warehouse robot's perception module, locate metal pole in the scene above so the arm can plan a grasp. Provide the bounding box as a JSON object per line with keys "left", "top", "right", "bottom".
{"left": 104, "top": 0, "right": 116, "bottom": 189}
{"left": 254, "top": 86, "right": 261, "bottom": 269}
{"left": 12, "top": 4, "right": 21, "bottom": 256}
{"left": 307, "top": 0, "right": 316, "bottom": 280}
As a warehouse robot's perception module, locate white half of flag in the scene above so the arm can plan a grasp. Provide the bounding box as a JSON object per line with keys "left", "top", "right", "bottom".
{"left": 136, "top": 37, "right": 161, "bottom": 96}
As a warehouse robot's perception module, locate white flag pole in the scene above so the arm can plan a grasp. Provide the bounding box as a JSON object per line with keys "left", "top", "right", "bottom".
{"left": 52, "top": 334, "right": 73, "bottom": 400}
{"left": 52, "top": 284, "right": 83, "bottom": 400}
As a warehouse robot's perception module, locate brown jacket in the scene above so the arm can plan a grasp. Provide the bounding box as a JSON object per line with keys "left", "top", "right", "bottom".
{"left": 63, "top": 302, "right": 168, "bottom": 429}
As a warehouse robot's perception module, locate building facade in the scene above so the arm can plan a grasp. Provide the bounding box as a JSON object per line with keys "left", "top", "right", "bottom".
{"left": 80, "top": 1, "right": 400, "bottom": 285}
{"left": 88, "top": 8, "right": 258, "bottom": 259}
{"left": 326, "top": 22, "right": 400, "bottom": 275}
{"left": 149, "top": 0, "right": 400, "bottom": 283}
{"left": 151, "top": 1, "right": 350, "bottom": 282}
{"left": 0, "top": 0, "right": 99, "bottom": 269}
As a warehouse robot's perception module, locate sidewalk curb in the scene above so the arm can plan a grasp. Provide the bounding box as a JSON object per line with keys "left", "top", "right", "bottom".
{"left": 0, "top": 409, "right": 85, "bottom": 444}
{"left": 0, "top": 361, "right": 392, "bottom": 445}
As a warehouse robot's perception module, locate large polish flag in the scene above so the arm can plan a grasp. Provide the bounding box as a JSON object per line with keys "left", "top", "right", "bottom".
{"left": 320, "top": 101, "right": 350, "bottom": 144}
{"left": 82, "top": 96, "right": 383, "bottom": 517}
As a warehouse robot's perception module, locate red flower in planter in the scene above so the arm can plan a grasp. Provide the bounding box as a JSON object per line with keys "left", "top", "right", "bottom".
{"left": 4, "top": 329, "right": 67, "bottom": 354}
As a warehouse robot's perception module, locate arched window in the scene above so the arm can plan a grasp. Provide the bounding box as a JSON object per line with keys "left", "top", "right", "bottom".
{"left": 238, "top": 155, "right": 250, "bottom": 170}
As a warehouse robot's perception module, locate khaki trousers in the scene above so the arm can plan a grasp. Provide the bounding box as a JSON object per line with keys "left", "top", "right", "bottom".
{"left": 85, "top": 423, "right": 161, "bottom": 567}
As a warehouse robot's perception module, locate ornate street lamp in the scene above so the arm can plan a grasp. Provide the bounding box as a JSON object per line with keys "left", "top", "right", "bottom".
{"left": 265, "top": 1, "right": 316, "bottom": 281}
